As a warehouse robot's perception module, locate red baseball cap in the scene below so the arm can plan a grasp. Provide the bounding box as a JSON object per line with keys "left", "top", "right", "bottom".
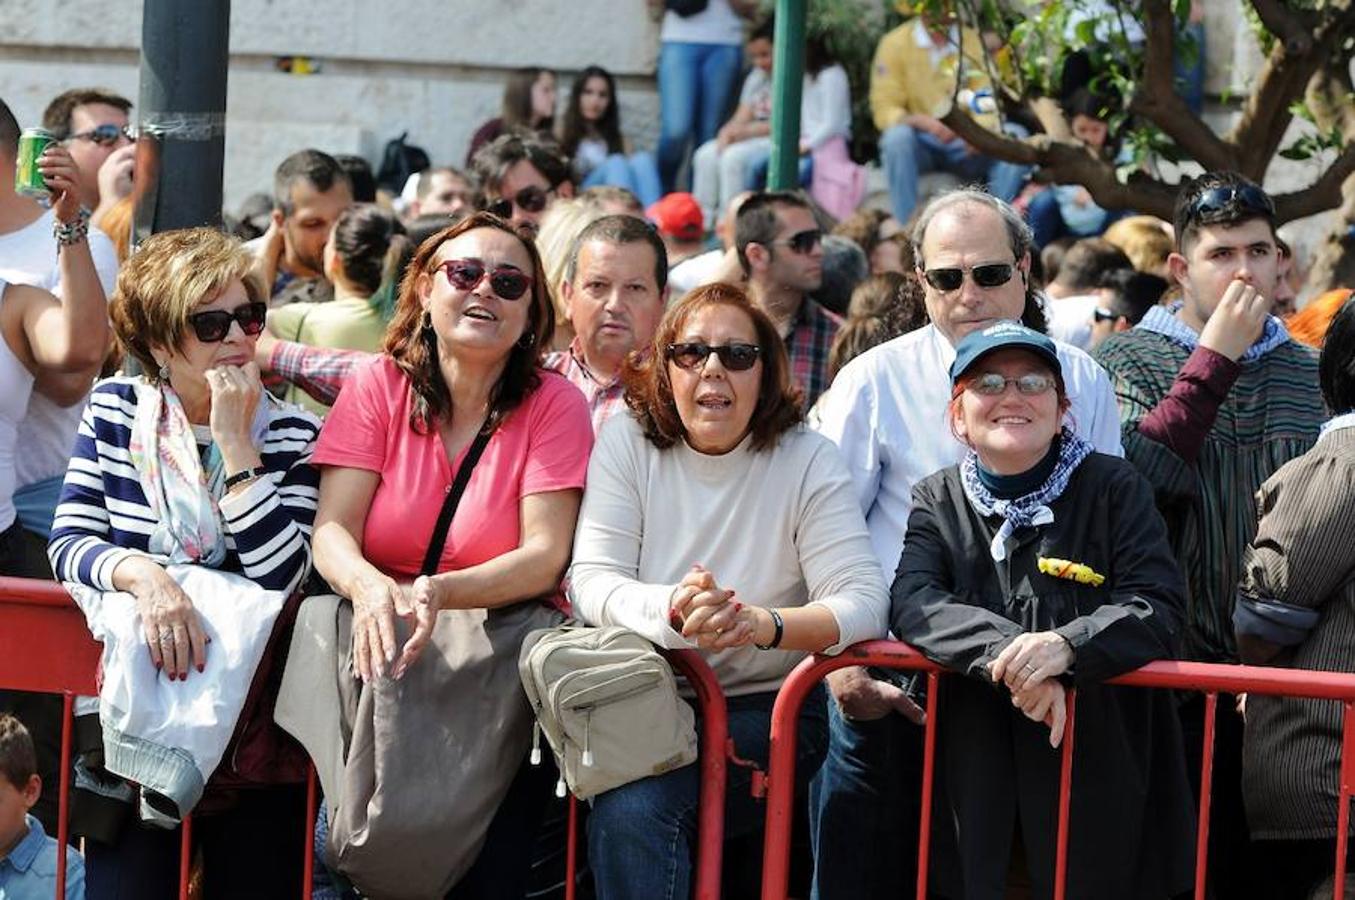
{"left": 646, "top": 192, "right": 704, "bottom": 242}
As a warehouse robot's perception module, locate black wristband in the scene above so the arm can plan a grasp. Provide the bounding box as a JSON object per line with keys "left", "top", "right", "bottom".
{"left": 223, "top": 466, "right": 267, "bottom": 490}
{"left": 754, "top": 608, "right": 784, "bottom": 650}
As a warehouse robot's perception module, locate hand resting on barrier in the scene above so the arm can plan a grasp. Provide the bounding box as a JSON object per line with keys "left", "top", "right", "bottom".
{"left": 826, "top": 666, "right": 926, "bottom": 725}
{"left": 1008, "top": 678, "right": 1068, "bottom": 748}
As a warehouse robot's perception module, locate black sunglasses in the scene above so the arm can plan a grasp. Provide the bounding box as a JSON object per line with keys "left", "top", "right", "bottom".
{"left": 771, "top": 229, "right": 823, "bottom": 255}
{"left": 436, "top": 258, "right": 533, "bottom": 301}
{"left": 187, "top": 302, "right": 267, "bottom": 343}
{"left": 485, "top": 185, "right": 552, "bottom": 219}
{"left": 969, "top": 372, "right": 1057, "bottom": 396}
{"left": 922, "top": 262, "right": 1016, "bottom": 293}
{"left": 666, "top": 342, "right": 761, "bottom": 372}
{"left": 66, "top": 123, "right": 136, "bottom": 146}
{"left": 1188, "top": 184, "right": 1274, "bottom": 221}
{"left": 1093, "top": 307, "right": 1119, "bottom": 323}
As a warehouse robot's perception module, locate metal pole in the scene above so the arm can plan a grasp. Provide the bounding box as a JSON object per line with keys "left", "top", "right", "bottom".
{"left": 767, "top": 0, "right": 806, "bottom": 191}
{"left": 134, "top": 0, "right": 230, "bottom": 241}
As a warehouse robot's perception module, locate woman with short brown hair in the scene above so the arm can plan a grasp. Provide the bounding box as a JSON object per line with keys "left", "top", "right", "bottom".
{"left": 569, "top": 282, "right": 888, "bottom": 899}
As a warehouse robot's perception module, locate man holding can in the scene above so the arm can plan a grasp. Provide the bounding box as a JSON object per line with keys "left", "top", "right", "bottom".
{"left": 40, "top": 88, "right": 135, "bottom": 228}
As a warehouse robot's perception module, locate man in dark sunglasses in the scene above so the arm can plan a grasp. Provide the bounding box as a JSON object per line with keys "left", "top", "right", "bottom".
{"left": 809, "top": 188, "right": 1123, "bottom": 900}
{"left": 41, "top": 87, "right": 134, "bottom": 215}
{"left": 735, "top": 190, "right": 837, "bottom": 407}
{"left": 1090, "top": 170, "right": 1323, "bottom": 897}
{"left": 470, "top": 132, "right": 574, "bottom": 234}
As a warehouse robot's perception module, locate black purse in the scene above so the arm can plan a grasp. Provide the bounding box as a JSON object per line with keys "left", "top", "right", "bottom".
{"left": 665, "top": 0, "right": 709, "bottom": 17}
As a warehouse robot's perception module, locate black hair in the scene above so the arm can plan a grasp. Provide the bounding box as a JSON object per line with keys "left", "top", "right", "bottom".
{"left": 1173, "top": 171, "right": 1276, "bottom": 254}
{"left": 470, "top": 130, "right": 573, "bottom": 203}
{"left": 1101, "top": 270, "right": 1167, "bottom": 324}
{"left": 561, "top": 66, "right": 624, "bottom": 158}
{"left": 333, "top": 154, "right": 377, "bottom": 203}
{"left": 735, "top": 190, "right": 812, "bottom": 275}
{"left": 1320, "top": 297, "right": 1355, "bottom": 416}
{"left": 330, "top": 203, "right": 411, "bottom": 299}
{"left": 749, "top": 16, "right": 775, "bottom": 44}
{"left": 1053, "top": 238, "right": 1131, "bottom": 292}
{"left": 805, "top": 33, "right": 834, "bottom": 77}
{"left": 272, "top": 149, "right": 351, "bottom": 216}
{"left": 565, "top": 213, "right": 669, "bottom": 291}
{"left": 0, "top": 98, "right": 19, "bottom": 156}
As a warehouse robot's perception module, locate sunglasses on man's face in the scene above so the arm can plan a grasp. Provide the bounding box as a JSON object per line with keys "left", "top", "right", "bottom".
{"left": 485, "top": 185, "right": 551, "bottom": 219}
{"left": 1187, "top": 184, "right": 1275, "bottom": 222}
{"left": 771, "top": 229, "right": 823, "bottom": 255}
{"left": 67, "top": 123, "right": 136, "bottom": 147}
{"left": 436, "top": 258, "right": 533, "bottom": 301}
{"left": 968, "top": 372, "right": 1057, "bottom": 397}
{"left": 667, "top": 341, "right": 761, "bottom": 372}
{"left": 187, "top": 302, "right": 267, "bottom": 343}
{"left": 922, "top": 262, "right": 1017, "bottom": 293}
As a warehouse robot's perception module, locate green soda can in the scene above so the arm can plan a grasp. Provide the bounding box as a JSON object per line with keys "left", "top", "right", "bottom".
{"left": 15, "top": 127, "right": 55, "bottom": 199}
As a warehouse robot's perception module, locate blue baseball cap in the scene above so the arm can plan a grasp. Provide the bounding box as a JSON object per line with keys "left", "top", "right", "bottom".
{"left": 949, "top": 320, "right": 1062, "bottom": 385}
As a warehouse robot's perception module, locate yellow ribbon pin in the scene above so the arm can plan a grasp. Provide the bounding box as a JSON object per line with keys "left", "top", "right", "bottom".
{"left": 1037, "top": 556, "right": 1105, "bottom": 587}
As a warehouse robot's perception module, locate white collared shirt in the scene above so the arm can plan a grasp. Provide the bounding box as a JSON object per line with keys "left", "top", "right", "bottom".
{"left": 813, "top": 324, "right": 1124, "bottom": 579}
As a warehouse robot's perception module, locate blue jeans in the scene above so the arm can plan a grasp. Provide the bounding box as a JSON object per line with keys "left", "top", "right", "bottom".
{"left": 588, "top": 686, "right": 829, "bottom": 900}
{"left": 582, "top": 151, "right": 663, "bottom": 208}
{"left": 880, "top": 121, "right": 1031, "bottom": 222}
{"left": 809, "top": 698, "right": 927, "bottom": 900}
{"left": 656, "top": 41, "right": 744, "bottom": 192}
{"left": 746, "top": 151, "right": 813, "bottom": 193}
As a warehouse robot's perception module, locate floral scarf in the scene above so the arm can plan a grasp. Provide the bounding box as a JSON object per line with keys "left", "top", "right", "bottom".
{"left": 128, "top": 379, "right": 270, "bottom": 566}
{"left": 960, "top": 428, "right": 1093, "bottom": 561}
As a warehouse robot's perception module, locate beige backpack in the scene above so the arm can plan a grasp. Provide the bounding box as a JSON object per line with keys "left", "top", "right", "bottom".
{"left": 518, "top": 625, "right": 698, "bottom": 800}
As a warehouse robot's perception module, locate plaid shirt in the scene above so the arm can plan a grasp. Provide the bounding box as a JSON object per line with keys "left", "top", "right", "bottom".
{"left": 543, "top": 340, "right": 628, "bottom": 433}
{"left": 269, "top": 340, "right": 371, "bottom": 407}
{"left": 786, "top": 299, "right": 842, "bottom": 408}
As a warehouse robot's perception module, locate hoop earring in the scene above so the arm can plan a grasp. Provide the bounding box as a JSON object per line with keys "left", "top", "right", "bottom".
{"left": 517, "top": 331, "right": 535, "bottom": 349}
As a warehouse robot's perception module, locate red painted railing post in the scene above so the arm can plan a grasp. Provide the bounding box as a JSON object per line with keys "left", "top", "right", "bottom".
{"left": 915, "top": 670, "right": 940, "bottom": 900}
{"left": 663, "top": 649, "right": 730, "bottom": 900}
{"left": 55, "top": 692, "right": 74, "bottom": 900}
{"left": 179, "top": 814, "right": 193, "bottom": 900}
{"left": 1335, "top": 701, "right": 1355, "bottom": 900}
{"left": 1052, "top": 688, "right": 1077, "bottom": 900}
{"left": 303, "top": 766, "right": 317, "bottom": 899}
{"left": 1193, "top": 692, "right": 1219, "bottom": 900}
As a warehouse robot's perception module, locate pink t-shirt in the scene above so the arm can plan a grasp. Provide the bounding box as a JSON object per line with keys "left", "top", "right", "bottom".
{"left": 314, "top": 356, "right": 593, "bottom": 579}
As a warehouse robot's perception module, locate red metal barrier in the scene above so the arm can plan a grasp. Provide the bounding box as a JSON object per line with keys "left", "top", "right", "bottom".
{"left": 760, "top": 639, "right": 1355, "bottom": 900}
{"left": 0, "top": 578, "right": 735, "bottom": 900}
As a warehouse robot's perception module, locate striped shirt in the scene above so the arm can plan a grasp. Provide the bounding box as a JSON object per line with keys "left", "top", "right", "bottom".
{"left": 1093, "top": 330, "right": 1323, "bottom": 662}
{"left": 48, "top": 378, "right": 322, "bottom": 596}
{"left": 1239, "top": 426, "right": 1355, "bottom": 839}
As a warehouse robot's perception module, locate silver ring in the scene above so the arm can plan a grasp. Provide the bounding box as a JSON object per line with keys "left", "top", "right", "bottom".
{"left": 1023, "top": 663, "right": 1037, "bottom": 674}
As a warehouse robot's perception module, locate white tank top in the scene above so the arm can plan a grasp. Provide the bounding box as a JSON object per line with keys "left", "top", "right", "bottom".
{"left": 0, "top": 278, "right": 38, "bottom": 531}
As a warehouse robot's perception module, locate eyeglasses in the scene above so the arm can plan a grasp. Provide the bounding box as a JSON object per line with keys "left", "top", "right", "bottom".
{"left": 666, "top": 341, "right": 761, "bottom": 372}
{"left": 922, "top": 262, "right": 1017, "bottom": 293}
{"left": 1187, "top": 184, "right": 1274, "bottom": 221}
{"left": 770, "top": 229, "right": 823, "bottom": 255}
{"left": 66, "top": 123, "right": 136, "bottom": 146}
{"left": 968, "top": 372, "right": 1057, "bottom": 396}
{"left": 436, "top": 258, "right": 533, "bottom": 301}
{"left": 485, "top": 185, "right": 552, "bottom": 219}
{"left": 187, "top": 302, "right": 267, "bottom": 343}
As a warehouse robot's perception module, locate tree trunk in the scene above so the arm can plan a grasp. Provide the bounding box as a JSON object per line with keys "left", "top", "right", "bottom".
{"left": 1305, "top": 172, "right": 1355, "bottom": 296}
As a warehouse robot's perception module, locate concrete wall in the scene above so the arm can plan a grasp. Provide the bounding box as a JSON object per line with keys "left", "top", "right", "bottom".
{"left": 0, "top": 0, "right": 661, "bottom": 212}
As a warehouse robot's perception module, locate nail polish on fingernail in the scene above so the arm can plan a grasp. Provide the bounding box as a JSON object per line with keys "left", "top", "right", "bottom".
{"left": 734, "top": 602, "right": 743, "bottom": 612}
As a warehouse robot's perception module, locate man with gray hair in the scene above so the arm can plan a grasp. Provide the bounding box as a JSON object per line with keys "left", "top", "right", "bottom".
{"left": 809, "top": 187, "right": 1122, "bottom": 899}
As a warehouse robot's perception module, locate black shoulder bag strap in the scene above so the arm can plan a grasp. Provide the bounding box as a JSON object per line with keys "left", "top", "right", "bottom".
{"left": 420, "top": 425, "right": 494, "bottom": 576}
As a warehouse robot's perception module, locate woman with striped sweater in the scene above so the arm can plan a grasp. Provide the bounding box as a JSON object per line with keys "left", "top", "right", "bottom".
{"left": 47, "top": 227, "right": 321, "bottom": 900}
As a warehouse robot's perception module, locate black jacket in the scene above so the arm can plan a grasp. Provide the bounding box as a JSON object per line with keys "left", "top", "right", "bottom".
{"left": 892, "top": 452, "right": 1195, "bottom": 900}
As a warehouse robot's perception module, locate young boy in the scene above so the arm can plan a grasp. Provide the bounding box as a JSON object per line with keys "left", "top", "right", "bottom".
{"left": 0, "top": 714, "right": 84, "bottom": 899}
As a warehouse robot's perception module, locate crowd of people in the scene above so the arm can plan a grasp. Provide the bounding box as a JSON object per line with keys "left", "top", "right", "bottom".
{"left": 1, "top": 4, "right": 1355, "bottom": 900}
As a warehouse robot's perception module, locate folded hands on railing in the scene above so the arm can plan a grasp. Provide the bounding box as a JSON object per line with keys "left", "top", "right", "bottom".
{"left": 989, "top": 630, "right": 1076, "bottom": 747}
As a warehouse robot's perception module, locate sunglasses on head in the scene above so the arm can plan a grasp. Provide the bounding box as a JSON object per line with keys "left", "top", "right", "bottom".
{"left": 667, "top": 341, "right": 761, "bottom": 372}
{"left": 1187, "top": 184, "right": 1274, "bottom": 222}
{"left": 485, "top": 185, "right": 551, "bottom": 219}
{"left": 1093, "top": 307, "right": 1119, "bottom": 323}
{"left": 436, "top": 258, "right": 533, "bottom": 301}
{"left": 770, "top": 228, "right": 823, "bottom": 255}
{"left": 922, "top": 262, "right": 1017, "bottom": 293}
{"left": 968, "top": 372, "right": 1057, "bottom": 396}
{"left": 66, "top": 123, "right": 136, "bottom": 146}
{"left": 187, "top": 302, "right": 267, "bottom": 343}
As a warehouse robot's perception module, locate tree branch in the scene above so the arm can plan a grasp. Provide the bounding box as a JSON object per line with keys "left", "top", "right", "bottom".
{"left": 1273, "top": 145, "right": 1355, "bottom": 224}
{"left": 941, "top": 107, "right": 1178, "bottom": 219}
{"left": 1229, "top": 2, "right": 1353, "bottom": 174}
{"left": 1249, "top": 0, "right": 1316, "bottom": 56}
{"left": 1128, "top": 0, "right": 1238, "bottom": 172}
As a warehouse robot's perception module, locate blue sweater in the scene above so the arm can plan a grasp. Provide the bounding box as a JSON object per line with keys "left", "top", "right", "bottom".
{"left": 48, "top": 378, "right": 322, "bottom": 595}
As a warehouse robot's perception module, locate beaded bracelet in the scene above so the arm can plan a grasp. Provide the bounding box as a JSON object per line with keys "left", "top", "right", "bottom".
{"left": 53, "top": 209, "right": 91, "bottom": 246}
